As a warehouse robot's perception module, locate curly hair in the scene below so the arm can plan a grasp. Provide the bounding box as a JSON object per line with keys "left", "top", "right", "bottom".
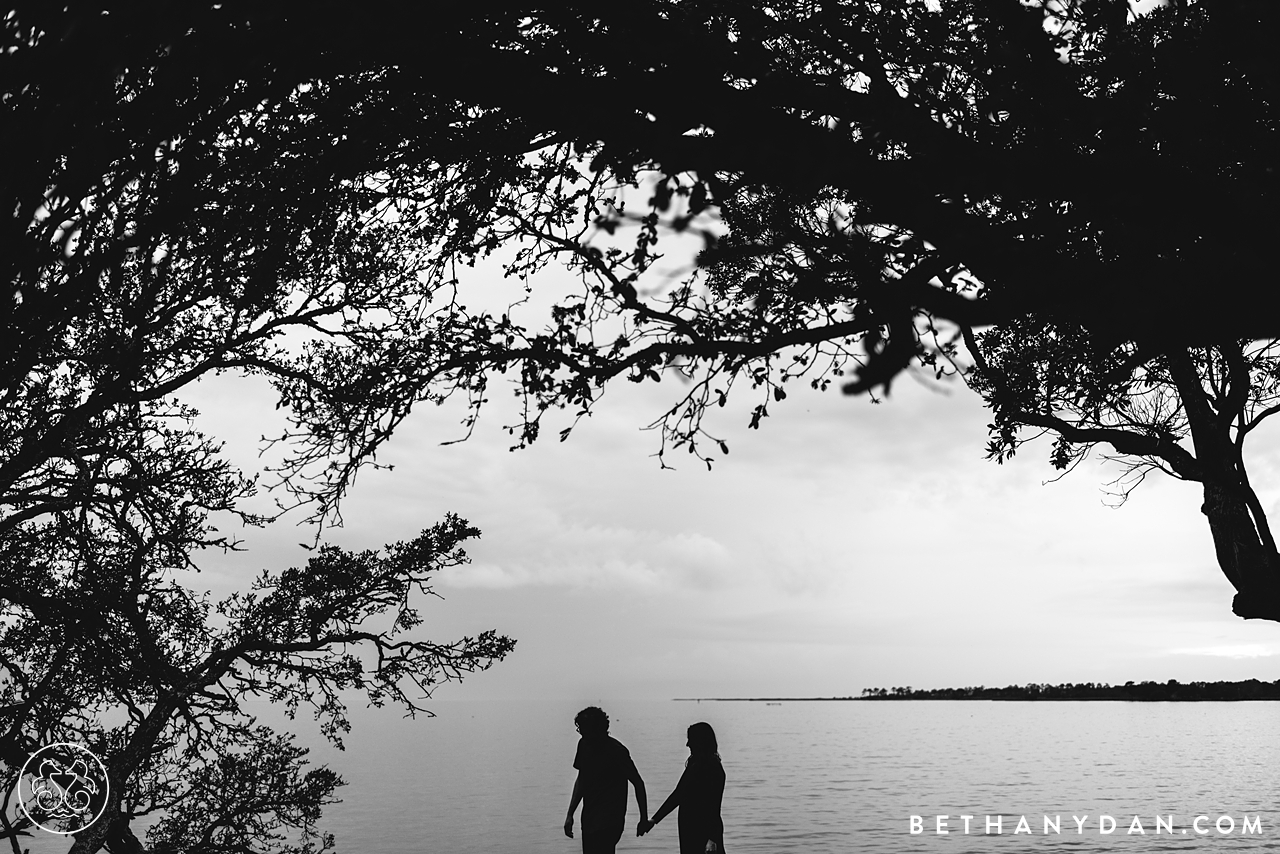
{"left": 574, "top": 706, "right": 610, "bottom": 737}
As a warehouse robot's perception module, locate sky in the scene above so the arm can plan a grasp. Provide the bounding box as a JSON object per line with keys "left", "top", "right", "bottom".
{"left": 167, "top": 3, "right": 1240, "bottom": 712}
{"left": 180, "top": 278, "right": 1280, "bottom": 706}
{"left": 176, "top": 0, "right": 1222, "bottom": 707}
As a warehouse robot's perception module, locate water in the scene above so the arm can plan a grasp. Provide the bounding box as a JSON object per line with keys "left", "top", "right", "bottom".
{"left": 15, "top": 700, "right": 1280, "bottom": 851}
{"left": 313, "top": 699, "right": 1280, "bottom": 852}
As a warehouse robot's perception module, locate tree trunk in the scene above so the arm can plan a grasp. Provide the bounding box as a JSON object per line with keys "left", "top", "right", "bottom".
{"left": 1200, "top": 478, "right": 1280, "bottom": 620}
{"left": 104, "top": 815, "right": 148, "bottom": 854}
{"left": 67, "top": 693, "right": 181, "bottom": 854}
{"left": 1165, "top": 348, "right": 1280, "bottom": 620}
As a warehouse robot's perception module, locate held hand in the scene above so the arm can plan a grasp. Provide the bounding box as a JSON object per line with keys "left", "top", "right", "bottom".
{"left": 637, "top": 818, "right": 654, "bottom": 836}
{"left": 564, "top": 817, "right": 574, "bottom": 839}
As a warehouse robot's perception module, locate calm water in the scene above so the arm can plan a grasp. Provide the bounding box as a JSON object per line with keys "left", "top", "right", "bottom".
{"left": 16, "top": 700, "right": 1280, "bottom": 851}
{"left": 315, "top": 699, "right": 1280, "bottom": 852}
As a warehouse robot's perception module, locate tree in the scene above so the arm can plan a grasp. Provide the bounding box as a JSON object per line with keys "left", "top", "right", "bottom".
{"left": 2, "top": 486, "right": 513, "bottom": 853}
{"left": 239, "top": 0, "right": 1280, "bottom": 620}
{"left": 3, "top": 3, "right": 518, "bottom": 850}
{"left": 971, "top": 327, "right": 1280, "bottom": 620}
{"left": 5, "top": 0, "right": 1280, "bottom": 842}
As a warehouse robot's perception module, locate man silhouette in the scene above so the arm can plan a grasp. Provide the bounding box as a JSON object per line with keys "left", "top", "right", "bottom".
{"left": 564, "top": 706, "right": 649, "bottom": 853}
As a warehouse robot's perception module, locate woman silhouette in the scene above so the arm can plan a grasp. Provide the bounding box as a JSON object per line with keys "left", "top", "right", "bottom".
{"left": 641, "top": 722, "right": 726, "bottom": 853}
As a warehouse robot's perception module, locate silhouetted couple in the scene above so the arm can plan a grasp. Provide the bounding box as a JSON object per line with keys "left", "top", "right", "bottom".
{"left": 564, "top": 706, "right": 726, "bottom": 854}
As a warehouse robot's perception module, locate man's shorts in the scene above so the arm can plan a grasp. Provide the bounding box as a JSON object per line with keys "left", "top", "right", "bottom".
{"left": 581, "top": 821, "right": 625, "bottom": 854}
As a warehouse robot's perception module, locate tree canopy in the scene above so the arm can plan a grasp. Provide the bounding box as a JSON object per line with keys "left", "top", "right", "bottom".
{"left": 6, "top": 0, "right": 1280, "bottom": 846}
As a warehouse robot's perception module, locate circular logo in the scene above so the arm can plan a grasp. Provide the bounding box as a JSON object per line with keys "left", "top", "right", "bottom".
{"left": 16, "top": 743, "right": 110, "bottom": 834}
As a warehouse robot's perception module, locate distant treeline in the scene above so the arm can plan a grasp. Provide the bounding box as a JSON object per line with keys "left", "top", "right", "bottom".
{"left": 859, "top": 679, "right": 1280, "bottom": 701}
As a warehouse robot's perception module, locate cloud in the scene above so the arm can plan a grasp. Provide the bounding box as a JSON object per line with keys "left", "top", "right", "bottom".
{"left": 442, "top": 523, "right": 734, "bottom": 591}
{"left": 173, "top": 341, "right": 1280, "bottom": 700}
{"left": 1168, "top": 644, "right": 1278, "bottom": 659}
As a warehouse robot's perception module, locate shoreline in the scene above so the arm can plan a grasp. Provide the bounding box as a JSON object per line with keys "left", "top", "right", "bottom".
{"left": 674, "top": 696, "right": 1280, "bottom": 702}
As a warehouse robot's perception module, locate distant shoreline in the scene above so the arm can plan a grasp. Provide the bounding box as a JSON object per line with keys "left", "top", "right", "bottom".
{"left": 674, "top": 697, "right": 861, "bottom": 702}
{"left": 674, "top": 696, "right": 1280, "bottom": 702}
{"left": 675, "top": 679, "right": 1280, "bottom": 702}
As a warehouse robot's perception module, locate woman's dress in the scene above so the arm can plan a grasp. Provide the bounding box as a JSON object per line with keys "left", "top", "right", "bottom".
{"left": 654, "top": 759, "right": 726, "bottom": 854}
